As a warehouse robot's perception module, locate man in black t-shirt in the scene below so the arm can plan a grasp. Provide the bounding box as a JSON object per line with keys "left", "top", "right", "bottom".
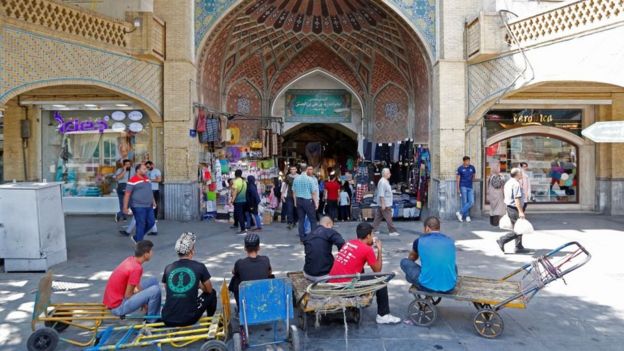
{"left": 162, "top": 232, "right": 216, "bottom": 326}
{"left": 228, "top": 233, "right": 272, "bottom": 305}
{"left": 303, "top": 216, "right": 345, "bottom": 282}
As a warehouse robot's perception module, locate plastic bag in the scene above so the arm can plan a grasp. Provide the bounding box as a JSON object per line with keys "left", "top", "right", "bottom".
{"left": 514, "top": 218, "right": 534, "bottom": 235}
{"left": 499, "top": 214, "right": 513, "bottom": 230}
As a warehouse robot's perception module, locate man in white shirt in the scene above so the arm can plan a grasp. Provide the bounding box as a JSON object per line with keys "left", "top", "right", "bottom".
{"left": 372, "top": 168, "right": 399, "bottom": 236}
{"left": 496, "top": 168, "right": 528, "bottom": 253}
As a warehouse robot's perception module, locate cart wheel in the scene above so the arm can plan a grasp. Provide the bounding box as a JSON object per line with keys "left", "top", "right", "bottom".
{"left": 415, "top": 294, "right": 442, "bottom": 305}
{"left": 473, "top": 309, "right": 504, "bottom": 338}
{"left": 27, "top": 327, "right": 59, "bottom": 351}
{"left": 44, "top": 311, "right": 72, "bottom": 333}
{"left": 290, "top": 325, "right": 302, "bottom": 351}
{"left": 232, "top": 333, "right": 243, "bottom": 351}
{"left": 200, "top": 340, "right": 228, "bottom": 351}
{"left": 408, "top": 298, "right": 437, "bottom": 327}
{"left": 472, "top": 303, "right": 492, "bottom": 311}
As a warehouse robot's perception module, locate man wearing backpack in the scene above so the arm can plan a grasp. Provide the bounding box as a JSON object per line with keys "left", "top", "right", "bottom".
{"left": 231, "top": 169, "right": 248, "bottom": 234}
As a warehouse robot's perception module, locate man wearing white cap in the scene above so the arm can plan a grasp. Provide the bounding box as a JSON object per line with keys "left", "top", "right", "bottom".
{"left": 161, "top": 232, "right": 216, "bottom": 326}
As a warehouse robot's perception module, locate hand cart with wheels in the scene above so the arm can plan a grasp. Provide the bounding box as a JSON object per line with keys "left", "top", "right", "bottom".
{"left": 232, "top": 278, "right": 301, "bottom": 351}
{"left": 406, "top": 241, "right": 591, "bottom": 338}
{"left": 288, "top": 271, "right": 395, "bottom": 330}
{"left": 27, "top": 273, "right": 234, "bottom": 351}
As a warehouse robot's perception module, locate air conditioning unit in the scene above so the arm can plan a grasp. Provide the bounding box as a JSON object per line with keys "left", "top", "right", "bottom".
{"left": 466, "top": 12, "right": 505, "bottom": 63}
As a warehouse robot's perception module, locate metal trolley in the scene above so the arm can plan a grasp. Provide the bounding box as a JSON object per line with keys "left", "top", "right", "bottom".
{"left": 27, "top": 273, "right": 233, "bottom": 351}
{"left": 288, "top": 272, "right": 395, "bottom": 330}
{"left": 407, "top": 242, "right": 591, "bottom": 338}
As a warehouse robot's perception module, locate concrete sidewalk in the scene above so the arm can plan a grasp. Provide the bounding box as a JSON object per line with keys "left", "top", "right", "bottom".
{"left": 2, "top": 213, "right": 624, "bottom": 350}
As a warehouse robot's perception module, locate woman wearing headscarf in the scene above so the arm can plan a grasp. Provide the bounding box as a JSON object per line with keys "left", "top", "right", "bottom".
{"left": 487, "top": 163, "right": 506, "bottom": 226}
{"left": 245, "top": 175, "right": 262, "bottom": 231}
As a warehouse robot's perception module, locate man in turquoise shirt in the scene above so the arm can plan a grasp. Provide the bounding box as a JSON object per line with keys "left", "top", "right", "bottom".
{"left": 400, "top": 216, "right": 457, "bottom": 293}
{"left": 292, "top": 165, "right": 319, "bottom": 241}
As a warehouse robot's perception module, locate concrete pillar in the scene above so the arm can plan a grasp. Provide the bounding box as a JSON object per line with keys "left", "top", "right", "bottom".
{"left": 596, "top": 94, "right": 624, "bottom": 215}
{"left": 154, "top": 0, "right": 199, "bottom": 220}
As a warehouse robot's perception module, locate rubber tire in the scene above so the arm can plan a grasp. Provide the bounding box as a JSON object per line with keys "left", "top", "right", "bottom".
{"left": 44, "top": 311, "right": 71, "bottom": 333}
{"left": 473, "top": 309, "right": 504, "bottom": 339}
{"left": 232, "top": 333, "right": 243, "bottom": 351}
{"left": 408, "top": 298, "right": 438, "bottom": 327}
{"left": 27, "top": 327, "right": 59, "bottom": 351}
{"left": 290, "top": 325, "right": 302, "bottom": 351}
{"left": 200, "top": 340, "right": 228, "bottom": 351}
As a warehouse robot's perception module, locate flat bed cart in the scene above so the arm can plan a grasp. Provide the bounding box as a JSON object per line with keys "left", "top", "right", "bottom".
{"left": 27, "top": 273, "right": 233, "bottom": 351}
{"left": 288, "top": 272, "right": 395, "bottom": 330}
{"left": 407, "top": 241, "right": 591, "bottom": 338}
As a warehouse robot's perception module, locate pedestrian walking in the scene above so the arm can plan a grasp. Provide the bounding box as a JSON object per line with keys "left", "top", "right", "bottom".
{"left": 292, "top": 165, "right": 319, "bottom": 241}
{"left": 372, "top": 168, "right": 399, "bottom": 236}
{"left": 519, "top": 162, "right": 531, "bottom": 210}
{"left": 487, "top": 164, "right": 506, "bottom": 226}
{"left": 228, "top": 179, "right": 239, "bottom": 229}
{"left": 123, "top": 163, "right": 156, "bottom": 242}
{"left": 114, "top": 159, "right": 134, "bottom": 222}
{"left": 496, "top": 168, "right": 529, "bottom": 253}
{"left": 338, "top": 183, "right": 351, "bottom": 221}
{"left": 231, "top": 169, "right": 248, "bottom": 234}
{"left": 281, "top": 166, "right": 299, "bottom": 230}
{"left": 146, "top": 161, "right": 161, "bottom": 219}
{"left": 245, "top": 175, "right": 262, "bottom": 232}
{"left": 120, "top": 216, "right": 158, "bottom": 236}
{"left": 324, "top": 172, "right": 341, "bottom": 221}
{"left": 455, "top": 156, "right": 476, "bottom": 222}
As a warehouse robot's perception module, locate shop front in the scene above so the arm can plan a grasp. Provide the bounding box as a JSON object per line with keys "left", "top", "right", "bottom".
{"left": 41, "top": 108, "right": 153, "bottom": 214}
{"left": 484, "top": 108, "right": 595, "bottom": 211}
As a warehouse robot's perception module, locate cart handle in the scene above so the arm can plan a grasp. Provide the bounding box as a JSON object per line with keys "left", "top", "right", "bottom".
{"left": 500, "top": 241, "right": 591, "bottom": 281}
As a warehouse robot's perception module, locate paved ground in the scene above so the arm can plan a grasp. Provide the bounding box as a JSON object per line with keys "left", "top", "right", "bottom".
{"left": 2, "top": 213, "right": 624, "bottom": 351}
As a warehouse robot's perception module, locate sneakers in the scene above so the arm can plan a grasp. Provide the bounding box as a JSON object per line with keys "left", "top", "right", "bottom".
{"left": 496, "top": 239, "right": 505, "bottom": 253}
{"left": 455, "top": 212, "right": 463, "bottom": 222}
{"left": 147, "top": 232, "right": 158, "bottom": 236}
{"left": 119, "top": 230, "right": 129, "bottom": 236}
{"left": 466, "top": 216, "right": 472, "bottom": 223}
{"left": 376, "top": 314, "right": 401, "bottom": 324}
{"left": 389, "top": 232, "right": 400, "bottom": 237}
{"left": 130, "top": 235, "right": 137, "bottom": 245}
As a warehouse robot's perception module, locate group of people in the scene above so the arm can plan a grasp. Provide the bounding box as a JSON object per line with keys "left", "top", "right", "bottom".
{"left": 115, "top": 160, "right": 162, "bottom": 242}
{"left": 103, "top": 215, "right": 458, "bottom": 327}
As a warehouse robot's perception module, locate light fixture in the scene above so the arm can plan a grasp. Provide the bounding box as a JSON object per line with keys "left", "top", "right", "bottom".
{"left": 52, "top": 104, "right": 66, "bottom": 108}
{"left": 115, "top": 103, "right": 130, "bottom": 107}
{"left": 84, "top": 104, "right": 98, "bottom": 108}
{"left": 124, "top": 17, "right": 142, "bottom": 34}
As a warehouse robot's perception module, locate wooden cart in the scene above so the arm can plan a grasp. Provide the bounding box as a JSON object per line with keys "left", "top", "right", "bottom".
{"left": 288, "top": 271, "right": 394, "bottom": 330}
{"left": 407, "top": 242, "right": 591, "bottom": 338}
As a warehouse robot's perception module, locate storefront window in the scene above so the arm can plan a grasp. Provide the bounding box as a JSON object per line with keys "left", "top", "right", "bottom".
{"left": 42, "top": 110, "right": 151, "bottom": 197}
{"left": 485, "top": 135, "right": 578, "bottom": 203}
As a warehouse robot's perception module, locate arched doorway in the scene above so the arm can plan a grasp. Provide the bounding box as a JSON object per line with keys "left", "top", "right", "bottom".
{"left": 197, "top": 0, "right": 431, "bottom": 147}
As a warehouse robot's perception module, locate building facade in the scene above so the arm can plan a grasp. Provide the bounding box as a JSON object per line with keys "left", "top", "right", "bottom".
{"left": 1, "top": 0, "right": 623, "bottom": 219}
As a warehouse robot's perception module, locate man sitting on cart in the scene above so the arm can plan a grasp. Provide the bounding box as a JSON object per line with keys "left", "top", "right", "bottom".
{"left": 161, "top": 232, "right": 217, "bottom": 327}
{"left": 303, "top": 216, "right": 345, "bottom": 282}
{"left": 229, "top": 233, "right": 273, "bottom": 306}
{"left": 103, "top": 240, "right": 161, "bottom": 322}
{"left": 328, "top": 222, "right": 401, "bottom": 324}
{"left": 400, "top": 216, "right": 457, "bottom": 293}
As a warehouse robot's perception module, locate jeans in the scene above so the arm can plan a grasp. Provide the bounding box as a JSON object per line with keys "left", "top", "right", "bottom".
{"left": 296, "top": 198, "right": 317, "bottom": 240}
{"left": 400, "top": 259, "right": 422, "bottom": 286}
{"left": 132, "top": 207, "right": 155, "bottom": 242}
{"left": 339, "top": 205, "right": 350, "bottom": 221}
{"left": 326, "top": 200, "right": 338, "bottom": 221}
{"left": 460, "top": 186, "right": 475, "bottom": 218}
{"left": 152, "top": 190, "right": 160, "bottom": 219}
{"left": 125, "top": 217, "right": 157, "bottom": 235}
{"left": 163, "top": 290, "right": 217, "bottom": 327}
{"left": 116, "top": 184, "right": 127, "bottom": 220}
{"left": 234, "top": 202, "right": 246, "bottom": 231}
{"left": 284, "top": 197, "right": 298, "bottom": 224}
{"left": 245, "top": 211, "right": 262, "bottom": 229}
{"left": 110, "top": 277, "right": 161, "bottom": 321}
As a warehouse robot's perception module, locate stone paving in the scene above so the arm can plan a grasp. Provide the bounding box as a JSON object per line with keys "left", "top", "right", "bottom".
{"left": 2, "top": 213, "right": 624, "bottom": 350}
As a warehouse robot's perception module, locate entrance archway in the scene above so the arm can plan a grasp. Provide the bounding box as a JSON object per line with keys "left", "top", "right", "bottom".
{"left": 197, "top": 0, "right": 431, "bottom": 146}
{"left": 282, "top": 123, "right": 357, "bottom": 170}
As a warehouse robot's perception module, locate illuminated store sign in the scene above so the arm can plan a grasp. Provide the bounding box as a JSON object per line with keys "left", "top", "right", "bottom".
{"left": 54, "top": 111, "right": 108, "bottom": 134}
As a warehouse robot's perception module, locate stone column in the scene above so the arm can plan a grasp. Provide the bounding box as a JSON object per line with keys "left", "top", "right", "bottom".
{"left": 596, "top": 94, "right": 624, "bottom": 215}
{"left": 154, "top": 0, "right": 199, "bottom": 220}
{"left": 429, "top": 1, "right": 481, "bottom": 219}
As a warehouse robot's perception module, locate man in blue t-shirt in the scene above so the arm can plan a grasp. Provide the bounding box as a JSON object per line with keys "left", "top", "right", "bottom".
{"left": 400, "top": 216, "right": 457, "bottom": 293}
{"left": 456, "top": 156, "right": 476, "bottom": 222}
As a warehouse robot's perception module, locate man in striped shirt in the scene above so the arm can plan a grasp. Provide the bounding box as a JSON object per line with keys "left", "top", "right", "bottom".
{"left": 123, "top": 163, "right": 157, "bottom": 243}
{"left": 292, "top": 165, "right": 319, "bottom": 241}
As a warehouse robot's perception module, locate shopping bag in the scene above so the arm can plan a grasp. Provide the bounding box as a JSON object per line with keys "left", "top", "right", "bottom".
{"left": 499, "top": 214, "right": 513, "bottom": 230}
{"left": 514, "top": 218, "right": 534, "bottom": 235}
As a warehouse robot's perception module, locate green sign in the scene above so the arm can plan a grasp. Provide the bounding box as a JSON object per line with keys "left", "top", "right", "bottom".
{"left": 285, "top": 89, "right": 352, "bottom": 123}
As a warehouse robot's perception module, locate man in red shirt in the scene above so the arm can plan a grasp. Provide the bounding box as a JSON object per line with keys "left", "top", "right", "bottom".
{"left": 103, "top": 240, "right": 161, "bottom": 321}
{"left": 324, "top": 172, "right": 341, "bottom": 222}
{"left": 329, "top": 223, "right": 401, "bottom": 324}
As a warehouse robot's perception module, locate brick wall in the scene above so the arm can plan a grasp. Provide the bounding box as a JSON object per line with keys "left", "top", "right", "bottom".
{"left": 373, "top": 84, "right": 409, "bottom": 143}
